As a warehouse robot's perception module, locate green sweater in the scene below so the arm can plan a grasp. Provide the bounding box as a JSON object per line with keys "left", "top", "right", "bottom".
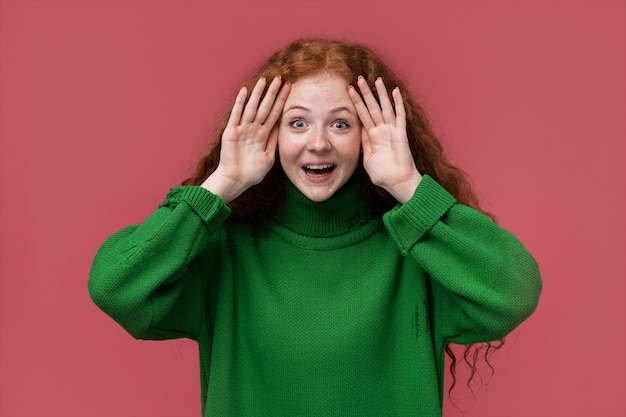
{"left": 89, "top": 175, "right": 541, "bottom": 417}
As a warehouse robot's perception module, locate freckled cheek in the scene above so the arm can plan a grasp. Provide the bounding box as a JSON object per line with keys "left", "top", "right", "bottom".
{"left": 276, "top": 135, "right": 298, "bottom": 170}
{"left": 346, "top": 137, "right": 363, "bottom": 173}
{"left": 277, "top": 126, "right": 308, "bottom": 157}
{"left": 344, "top": 134, "right": 363, "bottom": 157}
{"left": 276, "top": 127, "right": 288, "bottom": 155}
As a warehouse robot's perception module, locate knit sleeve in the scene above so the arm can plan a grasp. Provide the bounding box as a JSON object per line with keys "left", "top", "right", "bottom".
{"left": 88, "top": 186, "right": 231, "bottom": 341}
{"left": 382, "top": 175, "right": 542, "bottom": 344}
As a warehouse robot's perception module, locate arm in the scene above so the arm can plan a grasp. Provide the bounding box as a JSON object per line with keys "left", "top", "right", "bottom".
{"left": 88, "top": 186, "right": 230, "bottom": 340}
{"left": 383, "top": 176, "right": 542, "bottom": 344}
{"left": 89, "top": 76, "right": 290, "bottom": 340}
{"left": 350, "top": 77, "right": 541, "bottom": 343}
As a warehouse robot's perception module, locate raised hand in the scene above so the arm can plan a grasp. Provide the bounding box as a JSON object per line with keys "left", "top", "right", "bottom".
{"left": 348, "top": 76, "right": 422, "bottom": 204}
{"left": 202, "top": 76, "right": 290, "bottom": 204}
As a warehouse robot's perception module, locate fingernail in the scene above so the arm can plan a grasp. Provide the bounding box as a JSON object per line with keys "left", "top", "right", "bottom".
{"left": 358, "top": 75, "right": 364, "bottom": 80}
{"left": 276, "top": 75, "right": 281, "bottom": 79}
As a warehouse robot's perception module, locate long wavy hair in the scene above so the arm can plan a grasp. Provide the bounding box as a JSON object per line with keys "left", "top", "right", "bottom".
{"left": 183, "top": 38, "right": 502, "bottom": 398}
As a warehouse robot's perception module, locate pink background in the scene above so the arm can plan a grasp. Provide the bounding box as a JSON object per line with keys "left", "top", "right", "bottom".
{"left": 1, "top": 1, "right": 624, "bottom": 416}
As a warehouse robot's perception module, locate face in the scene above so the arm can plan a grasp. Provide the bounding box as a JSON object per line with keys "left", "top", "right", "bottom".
{"left": 278, "top": 73, "right": 362, "bottom": 202}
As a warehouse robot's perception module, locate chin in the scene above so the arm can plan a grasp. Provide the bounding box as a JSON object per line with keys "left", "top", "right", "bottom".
{"left": 303, "top": 192, "right": 334, "bottom": 203}
{"left": 300, "top": 186, "right": 338, "bottom": 203}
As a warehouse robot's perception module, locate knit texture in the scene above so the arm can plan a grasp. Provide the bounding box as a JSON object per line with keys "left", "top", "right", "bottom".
{"left": 89, "top": 175, "right": 541, "bottom": 417}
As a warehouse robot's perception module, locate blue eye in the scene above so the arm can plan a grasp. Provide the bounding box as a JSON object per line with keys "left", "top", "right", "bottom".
{"left": 332, "top": 120, "right": 349, "bottom": 129}
{"left": 290, "top": 119, "right": 306, "bottom": 128}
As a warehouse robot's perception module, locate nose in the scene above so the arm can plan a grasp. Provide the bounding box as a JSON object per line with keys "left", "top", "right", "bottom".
{"left": 306, "top": 128, "right": 332, "bottom": 152}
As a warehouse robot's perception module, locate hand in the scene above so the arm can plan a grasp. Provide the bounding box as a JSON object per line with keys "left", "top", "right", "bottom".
{"left": 348, "top": 76, "right": 422, "bottom": 204}
{"left": 202, "top": 76, "right": 290, "bottom": 203}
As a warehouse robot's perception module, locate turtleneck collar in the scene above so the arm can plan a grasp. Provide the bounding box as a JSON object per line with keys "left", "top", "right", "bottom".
{"left": 270, "top": 175, "right": 378, "bottom": 239}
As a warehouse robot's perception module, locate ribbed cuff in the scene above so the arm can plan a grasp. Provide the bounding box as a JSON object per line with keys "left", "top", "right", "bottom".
{"left": 382, "top": 175, "right": 455, "bottom": 255}
{"left": 161, "top": 186, "right": 231, "bottom": 233}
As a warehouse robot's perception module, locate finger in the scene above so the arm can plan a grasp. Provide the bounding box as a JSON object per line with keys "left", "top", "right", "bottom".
{"left": 254, "top": 75, "right": 283, "bottom": 124}
{"left": 241, "top": 77, "right": 267, "bottom": 123}
{"left": 375, "top": 77, "right": 395, "bottom": 124}
{"left": 392, "top": 87, "right": 406, "bottom": 132}
{"left": 264, "top": 80, "right": 291, "bottom": 127}
{"left": 357, "top": 75, "right": 384, "bottom": 125}
{"left": 226, "top": 86, "right": 248, "bottom": 129}
{"left": 348, "top": 85, "right": 376, "bottom": 131}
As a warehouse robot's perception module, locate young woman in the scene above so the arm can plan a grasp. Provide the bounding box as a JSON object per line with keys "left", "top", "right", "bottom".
{"left": 89, "top": 38, "right": 542, "bottom": 416}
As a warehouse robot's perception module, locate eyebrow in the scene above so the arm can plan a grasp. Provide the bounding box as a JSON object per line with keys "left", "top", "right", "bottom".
{"left": 283, "top": 105, "right": 356, "bottom": 115}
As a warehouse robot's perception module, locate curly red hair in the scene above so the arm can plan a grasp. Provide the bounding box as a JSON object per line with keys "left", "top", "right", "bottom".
{"left": 183, "top": 38, "right": 502, "bottom": 399}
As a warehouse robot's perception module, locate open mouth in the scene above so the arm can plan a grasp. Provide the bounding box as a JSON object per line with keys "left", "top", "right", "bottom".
{"left": 303, "top": 164, "right": 335, "bottom": 177}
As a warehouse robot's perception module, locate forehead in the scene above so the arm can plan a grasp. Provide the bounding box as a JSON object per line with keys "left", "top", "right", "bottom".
{"left": 284, "top": 73, "right": 351, "bottom": 107}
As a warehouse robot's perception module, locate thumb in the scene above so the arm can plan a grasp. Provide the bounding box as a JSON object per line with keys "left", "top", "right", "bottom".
{"left": 266, "top": 124, "right": 279, "bottom": 155}
{"left": 361, "top": 127, "right": 372, "bottom": 159}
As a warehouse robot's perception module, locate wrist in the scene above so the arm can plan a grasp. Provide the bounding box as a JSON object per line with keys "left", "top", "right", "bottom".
{"left": 201, "top": 168, "right": 245, "bottom": 204}
{"left": 388, "top": 173, "right": 422, "bottom": 204}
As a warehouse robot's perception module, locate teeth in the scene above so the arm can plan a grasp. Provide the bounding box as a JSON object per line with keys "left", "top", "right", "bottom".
{"left": 305, "top": 164, "right": 333, "bottom": 170}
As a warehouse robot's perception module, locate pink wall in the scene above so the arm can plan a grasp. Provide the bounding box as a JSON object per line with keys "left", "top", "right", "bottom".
{"left": 1, "top": 1, "right": 624, "bottom": 416}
